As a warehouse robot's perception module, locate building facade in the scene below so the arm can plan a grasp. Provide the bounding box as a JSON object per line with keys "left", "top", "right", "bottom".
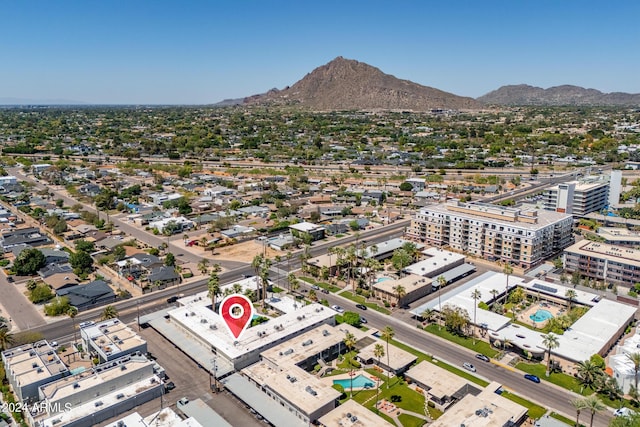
{"left": 408, "top": 201, "right": 574, "bottom": 269}
{"left": 563, "top": 240, "right": 640, "bottom": 286}
{"left": 542, "top": 178, "right": 609, "bottom": 217}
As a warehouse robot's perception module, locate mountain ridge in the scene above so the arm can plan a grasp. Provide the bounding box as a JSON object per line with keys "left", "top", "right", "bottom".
{"left": 477, "top": 84, "right": 640, "bottom": 106}
{"left": 240, "top": 56, "right": 480, "bottom": 111}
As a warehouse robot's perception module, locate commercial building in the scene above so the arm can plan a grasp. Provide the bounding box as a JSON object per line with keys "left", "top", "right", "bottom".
{"left": 289, "top": 222, "right": 326, "bottom": 242}
{"left": 29, "top": 354, "right": 163, "bottom": 427}
{"left": 318, "top": 400, "right": 394, "bottom": 427}
{"left": 563, "top": 240, "right": 640, "bottom": 286}
{"left": 372, "top": 274, "right": 432, "bottom": 306}
{"left": 356, "top": 341, "right": 417, "bottom": 375}
{"left": 81, "top": 318, "right": 148, "bottom": 363}
{"left": 430, "top": 382, "right": 527, "bottom": 427}
{"left": 408, "top": 201, "right": 574, "bottom": 269}
{"left": 360, "top": 238, "right": 425, "bottom": 261}
{"left": 542, "top": 177, "right": 609, "bottom": 216}
{"left": 595, "top": 227, "right": 640, "bottom": 248}
{"left": 167, "top": 298, "right": 336, "bottom": 370}
{"left": 404, "top": 247, "right": 466, "bottom": 278}
{"left": 610, "top": 328, "right": 640, "bottom": 394}
{"left": 405, "top": 361, "right": 479, "bottom": 410}
{"left": 1, "top": 341, "right": 69, "bottom": 402}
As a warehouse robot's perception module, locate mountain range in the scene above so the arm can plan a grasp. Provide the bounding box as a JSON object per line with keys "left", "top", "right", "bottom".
{"left": 225, "top": 57, "right": 640, "bottom": 110}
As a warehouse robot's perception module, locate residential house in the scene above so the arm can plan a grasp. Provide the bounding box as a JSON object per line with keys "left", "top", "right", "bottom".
{"left": 0, "top": 227, "right": 52, "bottom": 252}
{"left": 147, "top": 266, "right": 181, "bottom": 288}
{"left": 289, "top": 222, "right": 326, "bottom": 242}
{"left": 56, "top": 280, "right": 117, "bottom": 311}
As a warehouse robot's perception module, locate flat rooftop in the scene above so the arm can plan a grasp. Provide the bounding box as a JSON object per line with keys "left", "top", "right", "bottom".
{"left": 410, "top": 271, "right": 522, "bottom": 331}
{"left": 565, "top": 240, "right": 640, "bottom": 268}
{"left": 261, "top": 324, "right": 367, "bottom": 368}
{"left": 82, "top": 318, "right": 146, "bottom": 357}
{"left": 306, "top": 253, "right": 332, "bottom": 269}
{"left": 430, "top": 382, "right": 527, "bottom": 427}
{"left": 597, "top": 227, "right": 640, "bottom": 243}
{"left": 243, "top": 362, "right": 340, "bottom": 416}
{"left": 105, "top": 409, "right": 205, "bottom": 427}
{"left": 39, "top": 354, "right": 154, "bottom": 402}
{"left": 405, "top": 361, "right": 471, "bottom": 400}
{"left": 404, "top": 247, "right": 465, "bottom": 277}
{"left": 318, "top": 399, "right": 394, "bottom": 427}
{"left": 35, "top": 373, "right": 162, "bottom": 427}
{"left": 1, "top": 341, "right": 67, "bottom": 386}
{"left": 168, "top": 301, "right": 335, "bottom": 361}
{"left": 361, "top": 238, "right": 424, "bottom": 258}
{"left": 419, "top": 201, "right": 571, "bottom": 230}
{"left": 358, "top": 341, "right": 417, "bottom": 371}
{"left": 373, "top": 273, "right": 431, "bottom": 295}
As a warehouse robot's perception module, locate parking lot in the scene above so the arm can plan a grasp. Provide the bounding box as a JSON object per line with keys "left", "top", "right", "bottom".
{"left": 97, "top": 322, "right": 263, "bottom": 427}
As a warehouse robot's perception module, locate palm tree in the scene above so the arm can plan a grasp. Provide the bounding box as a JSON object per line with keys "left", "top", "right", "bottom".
{"left": 542, "top": 333, "right": 560, "bottom": 376}
{"left": 565, "top": 289, "right": 577, "bottom": 311}
{"left": 197, "top": 258, "right": 210, "bottom": 275}
{"left": 259, "top": 258, "right": 272, "bottom": 308}
{"left": 582, "top": 394, "right": 605, "bottom": 427}
{"left": 308, "top": 289, "right": 317, "bottom": 301}
{"left": 570, "top": 398, "right": 587, "bottom": 427}
{"left": 287, "top": 273, "right": 298, "bottom": 294}
{"left": 437, "top": 276, "right": 446, "bottom": 329}
{"left": 373, "top": 343, "right": 385, "bottom": 410}
{"left": 0, "top": 327, "right": 15, "bottom": 351}
{"left": 393, "top": 285, "right": 406, "bottom": 307}
{"left": 471, "top": 289, "right": 482, "bottom": 344}
{"left": 502, "top": 263, "right": 513, "bottom": 304}
{"left": 381, "top": 326, "right": 395, "bottom": 388}
{"left": 501, "top": 337, "right": 512, "bottom": 352}
{"left": 343, "top": 331, "right": 357, "bottom": 398}
{"left": 67, "top": 306, "right": 79, "bottom": 344}
{"left": 207, "top": 272, "right": 221, "bottom": 310}
{"left": 626, "top": 352, "right": 640, "bottom": 392}
{"left": 576, "top": 359, "right": 603, "bottom": 391}
{"left": 490, "top": 288, "right": 499, "bottom": 302}
{"left": 101, "top": 305, "right": 118, "bottom": 320}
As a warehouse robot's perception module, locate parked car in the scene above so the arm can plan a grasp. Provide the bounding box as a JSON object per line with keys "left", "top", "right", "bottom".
{"left": 355, "top": 304, "right": 367, "bottom": 310}
{"left": 50, "top": 341, "right": 58, "bottom": 347}
{"left": 79, "top": 321, "right": 94, "bottom": 328}
{"left": 463, "top": 363, "right": 476, "bottom": 372}
{"left": 321, "top": 288, "right": 330, "bottom": 294}
{"left": 165, "top": 381, "right": 176, "bottom": 391}
{"left": 524, "top": 374, "right": 540, "bottom": 383}
{"left": 331, "top": 305, "right": 345, "bottom": 313}
{"left": 167, "top": 296, "right": 179, "bottom": 304}
{"left": 613, "top": 407, "right": 635, "bottom": 417}
{"left": 360, "top": 317, "right": 368, "bottom": 324}
{"left": 311, "top": 285, "right": 320, "bottom": 290}
{"left": 475, "top": 354, "right": 490, "bottom": 362}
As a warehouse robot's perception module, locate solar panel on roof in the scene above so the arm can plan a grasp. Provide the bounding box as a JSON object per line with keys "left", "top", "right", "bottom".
{"left": 532, "top": 283, "right": 558, "bottom": 294}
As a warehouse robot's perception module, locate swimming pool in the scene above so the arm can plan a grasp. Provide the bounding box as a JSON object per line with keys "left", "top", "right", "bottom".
{"left": 376, "top": 277, "right": 392, "bottom": 283}
{"left": 529, "top": 309, "right": 553, "bottom": 323}
{"left": 333, "top": 374, "right": 375, "bottom": 389}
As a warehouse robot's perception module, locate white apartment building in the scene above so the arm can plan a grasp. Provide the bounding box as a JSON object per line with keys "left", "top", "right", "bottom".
{"left": 408, "top": 201, "right": 574, "bottom": 269}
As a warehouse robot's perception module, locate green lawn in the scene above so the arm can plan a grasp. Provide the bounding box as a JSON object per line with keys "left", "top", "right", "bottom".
{"left": 340, "top": 291, "right": 391, "bottom": 314}
{"left": 398, "top": 413, "right": 427, "bottom": 427}
{"left": 550, "top": 412, "right": 584, "bottom": 427}
{"left": 516, "top": 362, "right": 591, "bottom": 395}
{"left": 427, "top": 405, "right": 443, "bottom": 420}
{"left": 500, "top": 391, "right": 547, "bottom": 419}
{"left": 299, "top": 276, "right": 341, "bottom": 293}
{"left": 424, "top": 324, "right": 499, "bottom": 357}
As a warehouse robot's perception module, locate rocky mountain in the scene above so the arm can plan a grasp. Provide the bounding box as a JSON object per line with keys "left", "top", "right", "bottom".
{"left": 477, "top": 84, "right": 640, "bottom": 106}
{"left": 243, "top": 57, "right": 479, "bottom": 111}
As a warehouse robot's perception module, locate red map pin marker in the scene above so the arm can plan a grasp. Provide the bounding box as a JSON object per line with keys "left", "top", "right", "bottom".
{"left": 219, "top": 294, "right": 254, "bottom": 340}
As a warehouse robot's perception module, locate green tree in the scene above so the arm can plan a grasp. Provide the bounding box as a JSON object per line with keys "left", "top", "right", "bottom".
{"left": 381, "top": 326, "right": 395, "bottom": 388}
{"left": 14, "top": 248, "right": 46, "bottom": 276}
{"left": 197, "top": 258, "right": 210, "bottom": 275}
{"left": 441, "top": 304, "right": 471, "bottom": 335}
{"left": 399, "top": 181, "right": 413, "bottom": 191}
{"left": 70, "top": 250, "right": 93, "bottom": 275}
{"left": 391, "top": 249, "right": 412, "bottom": 275}
{"left": 609, "top": 413, "right": 640, "bottom": 427}
{"left": 626, "top": 352, "right": 640, "bottom": 393}
{"left": 75, "top": 239, "right": 96, "bottom": 253}
{"left": 393, "top": 285, "right": 406, "bottom": 307}
{"left": 342, "top": 311, "right": 361, "bottom": 327}
{"left": 565, "top": 289, "right": 577, "bottom": 311}
{"left": 471, "top": 289, "right": 482, "bottom": 344}
{"left": 343, "top": 331, "right": 357, "bottom": 398}
{"left": 207, "top": 272, "right": 221, "bottom": 309}
{"left": 0, "top": 327, "right": 15, "bottom": 351}
{"left": 67, "top": 306, "right": 78, "bottom": 344}
{"left": 502, "top": 263, "right": 513, "bottom": 304}
{"left": 576, "top": 359, "right": 604, "bottom": 390}
{"left": 582, "top": 395, "right": 605, "bottom": 427}
{"left": 373, "top": 343, "right": 385, "bottom": 410}
{"left": 164, "top": 252, "right": 176, "bottom": 267}
{"left": 570, "top": 398, "right": 587, "bottom": 427}
{"left": 101, "top": 305, "right": 119, "bottom": 320}
{"left": 29, "top": 284, "right": 54, "bottom": 303}
{"left": 112, "top": 245, "right": 127, "bottom": 261}
{"left": 542, "top": 333, "right": 560, "bottom": 376}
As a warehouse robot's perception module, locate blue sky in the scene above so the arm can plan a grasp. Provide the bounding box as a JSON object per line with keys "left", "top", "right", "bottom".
{"left": 1, "top": 1, "right": 639, "bottom": 104}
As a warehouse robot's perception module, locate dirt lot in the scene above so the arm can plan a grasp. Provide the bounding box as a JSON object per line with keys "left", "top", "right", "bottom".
{"left": 212, "top": 240, "right": 282, "bottom": 263}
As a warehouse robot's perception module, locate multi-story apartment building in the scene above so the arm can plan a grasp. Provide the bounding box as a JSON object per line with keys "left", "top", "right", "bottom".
{"left": 542, "top": 174, "right": 619, "bottom": 217}
{"left": 563, "top": 241, "right": 640, "bottom": 286}
{"left": 408, "top": 201, "right": 574, "bottom": 269}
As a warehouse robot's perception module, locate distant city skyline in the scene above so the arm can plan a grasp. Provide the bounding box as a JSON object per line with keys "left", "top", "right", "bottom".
{"left": 2, "top": 1, "right": 639, "bottom": 104}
